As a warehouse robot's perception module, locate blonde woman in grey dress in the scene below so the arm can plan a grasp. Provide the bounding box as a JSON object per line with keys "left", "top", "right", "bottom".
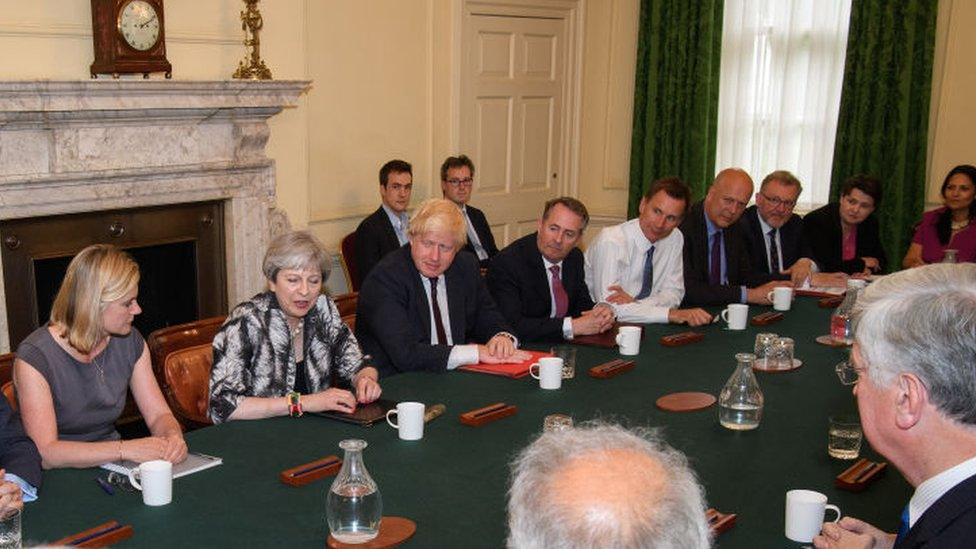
{"left": 14, "top": 244, "right": 187, "bottom": 469}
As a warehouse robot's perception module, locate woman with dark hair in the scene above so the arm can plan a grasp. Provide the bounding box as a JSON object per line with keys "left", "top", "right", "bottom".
{"left": 803, "top": 175, "right": 887, "bottom": 275}
{"left": 903, "top": 164, "right": 976, "bottom": 267}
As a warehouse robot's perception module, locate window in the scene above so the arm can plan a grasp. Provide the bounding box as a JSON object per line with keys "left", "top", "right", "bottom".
{"left": 715, "top": 0, "right": 851, "bottom": 209}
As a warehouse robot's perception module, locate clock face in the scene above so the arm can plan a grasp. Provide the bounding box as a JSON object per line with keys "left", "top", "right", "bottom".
{"left": 117, "top": 0, "right": 160, "bottom": 52}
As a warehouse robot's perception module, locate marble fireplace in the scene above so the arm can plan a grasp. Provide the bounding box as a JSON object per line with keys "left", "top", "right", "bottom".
{"left": 0, "top": 80, "right": 310, "bottom": 352}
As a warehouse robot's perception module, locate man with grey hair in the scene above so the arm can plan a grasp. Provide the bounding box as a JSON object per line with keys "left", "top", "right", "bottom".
{"left": 814, "top": 264, "right": 976, "bottom": 549}
{"left": 507, "top": 422, "right": 711, "bottom": 549}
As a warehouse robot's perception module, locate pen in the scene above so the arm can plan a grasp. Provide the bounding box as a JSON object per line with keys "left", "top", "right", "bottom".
{"left": 95, "top": 476, "right": 115, "bottom": 495}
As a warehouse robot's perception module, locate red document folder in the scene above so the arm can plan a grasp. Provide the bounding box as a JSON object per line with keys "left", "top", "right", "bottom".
{"left": 458, "top": 350, "right": 553, "bottom": 379}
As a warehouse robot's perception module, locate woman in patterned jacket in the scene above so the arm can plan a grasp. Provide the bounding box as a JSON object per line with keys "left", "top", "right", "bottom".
{"left": 208, "top": 231, "right": 382, "bottom": 423}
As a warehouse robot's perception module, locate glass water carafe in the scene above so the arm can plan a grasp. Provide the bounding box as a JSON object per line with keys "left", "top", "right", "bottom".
{"left": 719, "top": 353, "right": 764, "bottom": 431}
{"left": 830, "top": 279, "right": 865, "bottom": 344}
{"left": 326, "top": 439, "right": 383, "bottom": 543}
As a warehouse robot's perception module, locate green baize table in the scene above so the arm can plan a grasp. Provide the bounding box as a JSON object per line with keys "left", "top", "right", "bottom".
{"left": 24, "top": 298, "right": 910, "bottom": 547}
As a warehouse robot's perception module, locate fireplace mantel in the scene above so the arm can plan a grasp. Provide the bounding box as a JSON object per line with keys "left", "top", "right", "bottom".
{"left": 0, "top": 79, "right": 311, "bottom": 352}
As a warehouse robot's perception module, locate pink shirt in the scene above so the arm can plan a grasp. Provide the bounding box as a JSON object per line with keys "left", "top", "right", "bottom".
{"left": 841, "top": 225, "right": 857, "bottom": 262}
{"left": 912, "top": 207, "right": 976, "bottom": 263}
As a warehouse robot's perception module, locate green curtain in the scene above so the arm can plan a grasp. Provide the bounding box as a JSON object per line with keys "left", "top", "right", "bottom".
{"left": 628, "top": 0, "right": 724, "bottom": 217}
{"left": 829, "top": 0, "right": 938, "bottom": 270}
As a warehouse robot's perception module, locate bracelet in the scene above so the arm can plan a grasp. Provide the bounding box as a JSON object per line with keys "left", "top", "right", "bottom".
{"left": 287, "top": 391, "right": 303, "bottom": 418}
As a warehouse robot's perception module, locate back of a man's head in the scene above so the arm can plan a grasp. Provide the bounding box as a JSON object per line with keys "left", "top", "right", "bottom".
{"left": 507, "top": 422, "right": 711, "bottom": 549}
{"left": 853, "top": 263, "right": 976, "bottom": 424}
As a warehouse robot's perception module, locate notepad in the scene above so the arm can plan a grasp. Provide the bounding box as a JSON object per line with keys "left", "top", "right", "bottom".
{"left": 458, "top": 350, "right": 551, "bottom": 379}
{"left": 100, "top": 451, "right": 222, "bottom": 479}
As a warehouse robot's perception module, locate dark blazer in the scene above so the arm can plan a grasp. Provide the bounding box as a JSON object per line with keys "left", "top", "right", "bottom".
{"left": 462, "top": 205, "right": 499, "bottom": 268}
{"left": 0, "top": 397, "right": 42, "bottom": 489}
{"left": 802, "top": 202, "right": 887, "bottom": 274}
{"left": 896, "top": 472, "right": 976, "bottom": 548}
{"left": 679, "top": 201, "right": 771, "bottom": 306}
{"left": 740, "top": 205, "right": 814, "bottom": 278}
{"left": 356, "top": 245, "right": 512, "bottom": 376}
{"left": 486, "top": 233, "right": 595, "bottom": 343}
{"left": 353, "top": 206, "right": 403, "bottom": 289}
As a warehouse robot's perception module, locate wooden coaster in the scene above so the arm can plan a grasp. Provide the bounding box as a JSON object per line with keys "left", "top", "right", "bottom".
{"left": 655, "top": 392, "right": 716, "bottom": 412}
{"left": 327, "top": 516, "right": 416, "bottom": 549}
{"left": 815, "top": 335, "right": 850, "bottom": 347}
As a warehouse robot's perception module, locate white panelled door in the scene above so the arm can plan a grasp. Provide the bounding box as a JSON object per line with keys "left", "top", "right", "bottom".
{"left": 461, "top": 12, "right": 566, "bottom": 246}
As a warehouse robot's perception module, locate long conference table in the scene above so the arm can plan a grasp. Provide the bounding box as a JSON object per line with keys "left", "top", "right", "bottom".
{"left": 24, "top": 297, "right": 910, "bottom": 547}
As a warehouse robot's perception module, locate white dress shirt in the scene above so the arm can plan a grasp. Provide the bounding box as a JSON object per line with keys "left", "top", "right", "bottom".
{"left": 419, "top": 274, "right": 479, "bottom": 369}
{"left": 584, "top": 219, "right": 684, "bottom": 323}
{"left": 908, "top": 454, "right": 976, "bottom": 528}
{"left": 756, "top": 212, "right": 785, "bottom": 273}
{"left": 381, "top": 203, "right": 409, "bottom": 246}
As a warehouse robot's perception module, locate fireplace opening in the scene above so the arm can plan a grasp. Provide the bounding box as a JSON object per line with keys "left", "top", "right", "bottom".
{"left": 34, "top": 240, "right": 200, "bottom": 341}
{"left": 1, "top": 201, "right": 227, "bottom": 350}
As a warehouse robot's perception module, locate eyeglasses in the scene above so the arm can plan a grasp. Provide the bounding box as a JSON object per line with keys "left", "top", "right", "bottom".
{"left": 445, "top": 177, "right": 474, "bottom": 187}
{"left": 835, "top": 360, "right": 865, "bottom": 386}
{"left": 760, "top": 193, "right": 797, "bottom": 209}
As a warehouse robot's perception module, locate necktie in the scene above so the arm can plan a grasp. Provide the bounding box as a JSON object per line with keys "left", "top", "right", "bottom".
{"left": 709, "top": 231, "right": 722, "bottom": 285}
{"left": 463, "top": 210, "right": 488, "bottom": 260}
{"left": 768, "top": 228, "right": 780, "bottom": 273}
{"left": 550, "top": 265, "right": 568, "bottom": 318}
{"left": 636, "top": 246, "right": 655, "bottom": 299}
{"left": 428, "top": 277, "right": 448, "bottom": 345}
{"left": 895, "top": 505, "right": 910, "bottom": 544}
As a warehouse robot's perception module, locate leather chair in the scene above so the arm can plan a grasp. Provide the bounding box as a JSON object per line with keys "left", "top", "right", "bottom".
{"left": 340, "top": 231, "right": 361, "bottom": 292}
{"left": 0, "top": 353, "right": 15, "bottom": 410}
{"left": 332, "top": 291, "right": 358, "bottom": 331}
{"left": 147, "top": 316, "right": 226, "bottom": 431}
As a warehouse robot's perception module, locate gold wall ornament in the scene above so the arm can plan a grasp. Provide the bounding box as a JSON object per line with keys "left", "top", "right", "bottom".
{"left": 232, "top": 0, "right": 272, "bottom": 80}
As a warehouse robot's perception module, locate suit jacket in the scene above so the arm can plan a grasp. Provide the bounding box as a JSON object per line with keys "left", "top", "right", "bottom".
{"left": 462, "top": 205, "right": 499, "bottom": 268}
{"left": 679, "top": 201, "right": 771, "bottom": 306}
{"left": 896, "top": 472, "right": 976, "bottom": 548}
{"left": 356, "top": 245, "right": 512, "bottom": 376}
{"left": 486, "top": 233, "right": 595, "bottom": 343}
{"left": 802, "top": 202, "right": 887, "bottom": 274}
{"left": 740, "top": 205, "right": 814, "bottom": 278}
{"left": 0, "top": 396, "right": 42, "bottom": 489}
{"left": 353, "top": 206, "right": 402, "bottom": 289}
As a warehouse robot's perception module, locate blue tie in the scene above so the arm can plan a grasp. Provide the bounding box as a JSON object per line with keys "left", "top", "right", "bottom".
{"left": 895, "top": 505, "right": 910, "bottom": 543}
{"left": 636, "top": 246, "right": 655, "bottom": 299}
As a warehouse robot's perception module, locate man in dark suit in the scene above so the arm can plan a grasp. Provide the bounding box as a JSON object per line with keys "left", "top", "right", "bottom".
{"left": 356, "top": 198, "right": 525, "bottom": 376}
{"left": 1, "top": 396, "right": 42, "bottom": 511}
{"left": 679, "top": 168, "right": 788, "bottom": 307}
{"left": 440, "top": 155, "right": 498, "bottom": 268}
{"left": 741, "top": 170, "right": 817, "bottom": 283}
{"left": 487, "top": 197, "right": 613, "bottom": 343}
{"left": 352, "top": 159, "right": 413, "bottom": 288}
{"left": 814, "top": 264, "right": 976, "bottom": 549}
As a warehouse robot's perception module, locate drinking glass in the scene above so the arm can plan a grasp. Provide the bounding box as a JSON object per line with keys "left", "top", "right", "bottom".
{"left": 828, "top": 416, "right": 863, "bottom": 459}
{"left": 550, "top": 345, "right": 577, "bottom": 379}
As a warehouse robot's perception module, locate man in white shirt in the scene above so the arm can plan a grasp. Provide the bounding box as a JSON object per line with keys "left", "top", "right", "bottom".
{"left": 585, "top": 178, "right": 712, "bottom": 326}
{"left": 814, "top": 264, "right": 976, "bottom": 549}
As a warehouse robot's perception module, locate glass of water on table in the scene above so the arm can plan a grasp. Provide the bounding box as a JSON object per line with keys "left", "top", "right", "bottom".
{"left": 828, "top": 416, "right": 863, "bottom": 459}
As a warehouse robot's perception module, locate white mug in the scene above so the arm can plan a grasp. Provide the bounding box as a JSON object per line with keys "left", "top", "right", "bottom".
{"left": 529, "top": 357, "right": 563, "bottom": 390}
{"left": 128, "top": 459, "right": 173, "bottom": 506}
{"left": 720, "top": 304, "right": 749, "bottom": 330}
{"left": 386, "top": 401, "right": 425, "bottom": 440}
{"left": 785, "top": 489, "right": 841, "bottom": 543}
{"left": 767, "top": 287, "right": 794, "bottom": 311}
{"left": 615, "top": 326, "right": 642, "bottom": 356}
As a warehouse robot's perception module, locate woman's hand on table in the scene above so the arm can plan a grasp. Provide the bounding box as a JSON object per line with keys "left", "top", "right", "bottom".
{"left": 353, "top": 369, "right": 382, "bottom": 404}
{"left": 162, "top": 433, "right": 188, "bottom": 464}
{"left": 304, "top": 388, "right": 357, "bottom": 414}
{"left": 123, "top": 436, "right": 175, "bottom": 463}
